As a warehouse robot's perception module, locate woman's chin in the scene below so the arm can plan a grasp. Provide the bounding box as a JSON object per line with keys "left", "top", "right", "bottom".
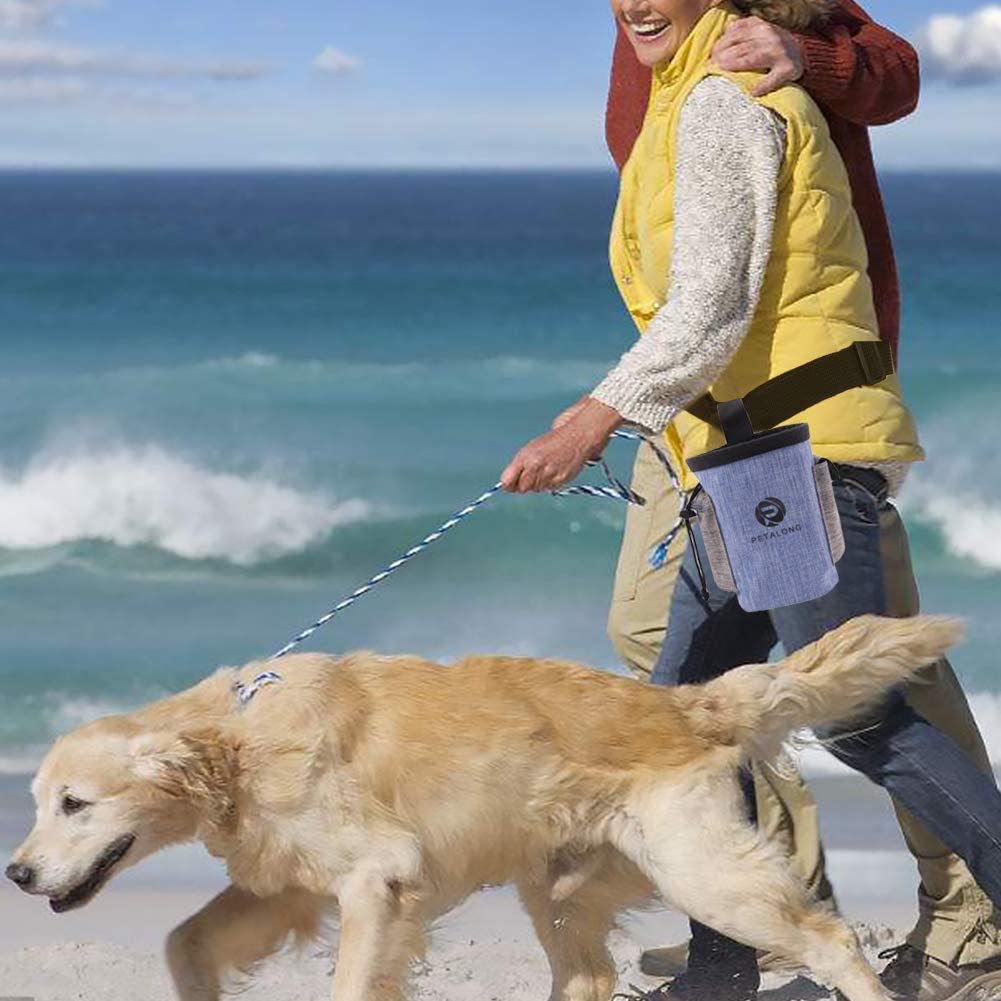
{"left": 633, "top": 47, "right": 678, "bottom": 69}
{"left": 628, "top": 34, "right": 679, "bottom": 69}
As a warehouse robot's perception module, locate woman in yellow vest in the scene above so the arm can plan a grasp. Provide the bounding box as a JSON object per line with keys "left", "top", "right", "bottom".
{"left": 502, "top": 2, "right": 1001, "bottom": 999}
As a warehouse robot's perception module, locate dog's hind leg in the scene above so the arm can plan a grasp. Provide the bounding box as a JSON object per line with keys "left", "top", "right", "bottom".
{"left": 166, "top": 883, "right": 322, "bottom": 1001}
{"left": 517, "top": 849, "right": 651, "bottom": 1001}
{"left": 618, "top": 776, "right": 889, "bottom": 1001}
{"left": 518, "top": 874, "right": 617, "bottom": 1001}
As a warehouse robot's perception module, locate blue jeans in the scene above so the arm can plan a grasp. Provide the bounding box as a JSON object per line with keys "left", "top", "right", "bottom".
{"left": 651, "top": 467, "right": 1001, "bottom": 984}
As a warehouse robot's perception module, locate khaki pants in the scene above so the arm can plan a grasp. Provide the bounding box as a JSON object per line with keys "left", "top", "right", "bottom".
{"left": 608, "top": 444, "right": 1001, "bottom": 966}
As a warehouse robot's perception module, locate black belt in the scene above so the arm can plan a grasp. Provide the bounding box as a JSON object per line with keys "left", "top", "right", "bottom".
{"left": 685, "top": 340, "right": 895, "bottom": 433}
{"left": 831, "top": 463, "right": 890, "bottom": 503}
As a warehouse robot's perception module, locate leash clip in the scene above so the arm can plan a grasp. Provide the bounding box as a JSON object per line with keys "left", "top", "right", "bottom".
{"left": 233, "top": 670, "right": 284, "bottom": 706}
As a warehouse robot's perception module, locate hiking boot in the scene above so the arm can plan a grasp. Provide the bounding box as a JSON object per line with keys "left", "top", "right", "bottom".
{"left": 879, "top": 944, "right": 1001, "bottom": 1001}
{"left": 640, "top": 941, "right": 801, "bottom": 978}
{"left": 639, "top": 943, "right": 691, "bottom": 979}
{"left": 614, "top": 969, "right": 757, "bottom": 1001}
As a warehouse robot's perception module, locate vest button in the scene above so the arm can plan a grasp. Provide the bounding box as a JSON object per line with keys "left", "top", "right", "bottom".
{"left": 621, "top": 275, "right": 633, "bottom": 285}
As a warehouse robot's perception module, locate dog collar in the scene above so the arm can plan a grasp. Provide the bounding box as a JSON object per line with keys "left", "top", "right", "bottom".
{"left": 232, "top": 670, "right": 283, "bottom": 707}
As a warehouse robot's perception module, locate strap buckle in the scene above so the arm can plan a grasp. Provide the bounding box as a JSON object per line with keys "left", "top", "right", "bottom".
{"left": 853, "top": 341, "right": 883, "bottom": 385}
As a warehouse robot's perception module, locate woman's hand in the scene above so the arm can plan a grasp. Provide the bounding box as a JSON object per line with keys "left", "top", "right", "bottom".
{"left": 501, "top": 398, "right": 624, "bottom": 494}
{"left": 712, "top": 16, "right": 804, "bottom": 97}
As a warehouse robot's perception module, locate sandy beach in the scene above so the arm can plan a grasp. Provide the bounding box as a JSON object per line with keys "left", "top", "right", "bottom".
{"left": 0, "top": 913, "right": 907, "bottom": 1001}
{"left": 0, "top": 880, "right": 903, "bottom": 1001}
{"left": 0, "top": 772, "right": 919, "bottom": 1000}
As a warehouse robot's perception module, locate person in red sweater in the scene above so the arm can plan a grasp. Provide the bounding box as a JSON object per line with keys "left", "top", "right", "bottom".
{"left": 602, "top": 6, "right": 1001, "bottom": 1001}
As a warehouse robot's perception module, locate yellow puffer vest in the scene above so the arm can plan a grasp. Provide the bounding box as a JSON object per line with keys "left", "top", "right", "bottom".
{"left": 610, "top": 2, "right": 923, "bottom": 492}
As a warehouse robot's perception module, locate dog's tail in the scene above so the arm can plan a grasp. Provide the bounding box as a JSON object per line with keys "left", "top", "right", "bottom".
{"left": 696, "top": 614, "right": 963, "bottom": 760}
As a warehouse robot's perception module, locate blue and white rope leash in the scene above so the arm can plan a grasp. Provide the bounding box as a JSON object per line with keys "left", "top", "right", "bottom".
{"left": 233, "top": 431, "right": 692, "bottom": 703}
{"left": 268, "top": 482, "right": 510, "bottom": 661}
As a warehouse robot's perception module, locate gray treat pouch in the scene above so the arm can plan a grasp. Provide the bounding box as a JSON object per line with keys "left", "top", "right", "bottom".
{"left": 686, "top": 399, "right": 843, "bottom": 613}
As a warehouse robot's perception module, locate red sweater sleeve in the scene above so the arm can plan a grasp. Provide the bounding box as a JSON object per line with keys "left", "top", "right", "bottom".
{"left": 798, "top": 0, "right": 920, "bottom": 126}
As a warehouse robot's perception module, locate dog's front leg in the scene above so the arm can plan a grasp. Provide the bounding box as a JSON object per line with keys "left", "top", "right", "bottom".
{"left": 332, "top": 872, "right": 425, "bottom": 1001}
{"left": 166, "top": 883, "right": 322, "bottom": 1000}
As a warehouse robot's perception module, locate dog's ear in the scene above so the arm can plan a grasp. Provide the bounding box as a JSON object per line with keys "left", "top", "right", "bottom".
{"left": 129, "top": 728, "right": 238, "bottom": 827}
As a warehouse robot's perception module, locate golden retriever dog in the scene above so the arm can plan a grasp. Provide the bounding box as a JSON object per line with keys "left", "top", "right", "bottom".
{"left": 6, "top": 613, "right": 962, "bottom": 1001}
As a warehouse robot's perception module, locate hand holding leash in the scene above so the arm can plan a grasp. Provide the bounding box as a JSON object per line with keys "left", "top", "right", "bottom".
{"left": 501, "top": 398, "right": 624, "bottom": 493}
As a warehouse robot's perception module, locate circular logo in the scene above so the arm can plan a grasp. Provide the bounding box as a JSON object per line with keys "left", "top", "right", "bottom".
{"left": 755, "top": 497, "right": 787, "bottom": 527}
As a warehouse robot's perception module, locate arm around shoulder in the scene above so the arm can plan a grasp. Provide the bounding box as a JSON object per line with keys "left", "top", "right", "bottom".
{"left": 797, "top": 0, "right": 919, "bottom": 125}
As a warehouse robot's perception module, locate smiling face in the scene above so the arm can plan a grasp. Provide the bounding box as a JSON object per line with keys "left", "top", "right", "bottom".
{"left": 5, "top": 718, "right": 198, "bottom": 913}
{"left": 612, "top": 0, "right": 719, "bottom": 67}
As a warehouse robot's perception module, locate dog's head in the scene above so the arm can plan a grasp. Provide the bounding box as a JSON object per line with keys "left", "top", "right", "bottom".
{"left": 6, "top": 714, "right": 237, "bottom": 913}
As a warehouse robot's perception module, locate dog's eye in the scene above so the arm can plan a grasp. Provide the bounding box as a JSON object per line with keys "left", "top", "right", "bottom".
{"left": 61, "top": 795, "right": 90, "bottom": 816}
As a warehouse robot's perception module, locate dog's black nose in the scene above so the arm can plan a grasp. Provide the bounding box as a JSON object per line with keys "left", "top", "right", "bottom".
{"left": 5, "top": 862, "right": 35, "bottom": 888}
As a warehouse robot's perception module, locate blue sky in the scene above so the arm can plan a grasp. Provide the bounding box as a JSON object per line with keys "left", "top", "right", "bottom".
{"left": 1, "top": 0, "right": 999, "bottom": 168}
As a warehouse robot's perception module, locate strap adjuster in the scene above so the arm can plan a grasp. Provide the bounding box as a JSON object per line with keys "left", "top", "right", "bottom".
{"left": 854, "top": 341, "right": 883, "bottom": 385}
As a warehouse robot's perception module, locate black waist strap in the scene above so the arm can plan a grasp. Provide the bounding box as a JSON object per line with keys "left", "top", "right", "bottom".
{"left": 685, "top": 340, "right": 895, "bottom": 432}
{"left": 832, "top": 463, "right": 890, "bottom": 503}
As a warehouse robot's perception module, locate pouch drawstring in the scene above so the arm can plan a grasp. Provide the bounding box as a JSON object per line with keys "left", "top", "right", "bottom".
{"left": 643, "top": 442, "right": 711, "bottom": 603}
{"left": 679, "top": 483, "right": 711, "bottom": 602}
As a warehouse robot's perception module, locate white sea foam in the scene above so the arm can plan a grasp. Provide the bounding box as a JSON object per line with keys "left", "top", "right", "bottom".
{"left": 243, "top": 352, "right": 279, "bottom": 366}
{"left": 912, "top": 494, "right": 1001, "bottom": 570}
{"left": 0, "top": 443, "right": 370, "bottom": 564}
{"left": 898, "top": 405, "right": 1001, "bottom": 572}
{"left": 115, "top": 352, "right": 613, "bottom": 398}
{"left": 793, "top": 691, "right": 1001, "bottom": 777}
{"left": 0, "top": 692, "right": 165, "bottom": 776}
{"left": 0, "top": 748, "right": 46, "bottom": 776}
{"left": 45, "top": 693, "right": 148, "bottom": 733}
{"left": 901, "top": 483, "right": 1001, "bottom": 572}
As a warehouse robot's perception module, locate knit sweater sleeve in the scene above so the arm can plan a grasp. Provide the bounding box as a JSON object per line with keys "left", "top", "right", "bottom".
{"left": 591, "top": 76, "right": 785, "bottom": 434}
{"left": 798, "top": 1, "right": 920, "bottom": 127}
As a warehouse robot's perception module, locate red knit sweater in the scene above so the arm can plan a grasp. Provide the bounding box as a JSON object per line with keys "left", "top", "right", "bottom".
{"left": 605, "top": 1, "right": 919, "bottom": 366}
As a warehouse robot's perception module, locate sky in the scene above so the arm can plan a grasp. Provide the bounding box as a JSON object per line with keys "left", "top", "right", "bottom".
{"left": 0, "top": 0, "right": 999, "bottom": 169}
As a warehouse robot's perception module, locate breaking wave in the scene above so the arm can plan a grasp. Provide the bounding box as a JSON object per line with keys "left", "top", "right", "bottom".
{"left": 0, "top": 443, "right": 371, "bottom": 565}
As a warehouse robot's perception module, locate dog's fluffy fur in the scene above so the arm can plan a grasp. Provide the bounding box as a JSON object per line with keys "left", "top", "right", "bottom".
{"left": 9, "top": 614, "right": 962, "bottom": 1001}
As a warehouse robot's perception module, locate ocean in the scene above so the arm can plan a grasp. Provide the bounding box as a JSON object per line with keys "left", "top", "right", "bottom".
{"left": 0, "top": 169, "right": 999, "bottom": 785}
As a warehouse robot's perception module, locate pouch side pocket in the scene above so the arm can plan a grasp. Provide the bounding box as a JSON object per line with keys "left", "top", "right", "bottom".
{"left": 814, "top": 460, "right": 846, "bottom": 564}
{"left": 693, "top": 492, "right": 737, "bottom": 592}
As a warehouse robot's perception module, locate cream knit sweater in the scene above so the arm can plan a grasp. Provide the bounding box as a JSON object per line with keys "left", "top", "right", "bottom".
{"left": 591, "top": 76, "right": 908, "bottom": 497}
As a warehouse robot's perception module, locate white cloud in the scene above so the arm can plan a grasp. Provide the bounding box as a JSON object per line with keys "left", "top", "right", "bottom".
{"left": 0, "top": 39, "right": 269, "bottom": 80}
{"left": 0, "top": 2, "right": 268, "bottom": 107}
{"left": 915, "top": 6, "right": 1001, "bottom": 84}
{"left": 313, "top": 46, "right": 361, "bottom": 76}
{"left": 0, "top": 74, "right": 210, "bottom": 110}
{"left": 0, "top": 74, "right": 88, "bottom": 100}
{"left": 0, "top": 0, "right": 98, "bottom": 32}
{"left": 0, "top": 0, "right": 62, "bottom": 31}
